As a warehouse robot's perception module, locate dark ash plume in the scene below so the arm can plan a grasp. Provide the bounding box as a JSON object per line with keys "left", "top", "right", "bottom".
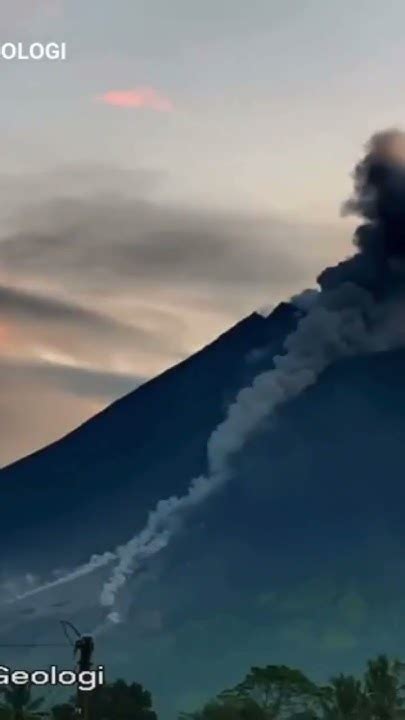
{"left": 320, "top": 128, "right": 405, "bottom": 293}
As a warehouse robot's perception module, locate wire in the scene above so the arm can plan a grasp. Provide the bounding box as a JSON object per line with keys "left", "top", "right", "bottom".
{"left": 60, "top": 620, "right": 81, "bottom": 648}
{"left": 0, "top": 643, "right": 66, "bottom": 648}
{"left": 0, "top": 619, "right": 89, "bottom": 715}
{"left": 0, "top": 619, "right": 83, "bottom": 651}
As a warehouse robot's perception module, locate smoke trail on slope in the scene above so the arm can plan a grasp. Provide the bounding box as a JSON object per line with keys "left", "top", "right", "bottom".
{"left": 1, "top": 552, "right": 116, "bottom": 605}
{"left": 99, "top": 285, "right": 399, "bottom": 620}
{"left": 98, "top": 128, "right": 405, "bottom": 617}
{"left": 6, "top": 129, "right": 405, "bottom": 623}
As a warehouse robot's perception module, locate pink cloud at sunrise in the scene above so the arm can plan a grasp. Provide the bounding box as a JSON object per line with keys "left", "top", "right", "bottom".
{"left": 96, "top": 88, "right": 174, "bottom": 112}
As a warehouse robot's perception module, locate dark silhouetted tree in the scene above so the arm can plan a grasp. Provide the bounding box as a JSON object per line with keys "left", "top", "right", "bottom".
{"left": 364, "top": 655, "right": 405, "bottom": 720}
{"left": 180, "top": 696, "right": 268, "bottom": 720}
{"left": 50, "top": 703, "right": 76, "bottom": 720}
{"left": 90, "top": 679, "right": 157, "bottom": 720}
{"left": 318, "top": 674, "right": 369, "bottom": 719}
{"left": 0, "top": 684, "right": 44, "bottom": 720}
{"left": 180, "top": 665, "right": 319, "bottom": 720}
{"left": 230, "top": 665, "right": 318, "bottom": 718}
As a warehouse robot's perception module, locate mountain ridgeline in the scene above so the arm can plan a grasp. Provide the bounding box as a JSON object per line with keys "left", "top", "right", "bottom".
{"left": 0, "top": 304, "right": 297, "bottom": 551}
{"left": 1, "top": 300, "right": 405, "bottom": 717}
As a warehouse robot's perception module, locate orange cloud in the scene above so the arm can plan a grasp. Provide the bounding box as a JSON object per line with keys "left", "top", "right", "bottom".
{"left": 96, "top": 88, "right": 174, "bottom": 112}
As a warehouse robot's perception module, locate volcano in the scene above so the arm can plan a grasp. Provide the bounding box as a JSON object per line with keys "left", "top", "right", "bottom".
{"left": 3, "top": 129, "right": 405, "bottom": 718}
{"left": 1, "top": 298, "right": 405, "bottom": 717}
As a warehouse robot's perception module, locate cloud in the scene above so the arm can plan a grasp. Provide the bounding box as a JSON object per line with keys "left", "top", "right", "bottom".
{"left": 0, "top": 282, "right": 187, "bottom": 410}
{"left": 0, "top": 357, "right": 142, "bottom": 401}
{"left": 0, "top": 163, "right": 343, "bottom": 465}
{"left": 0, "top": 284, "right": 128, "bottom": 329}
{"left": 96, "top": 88, "right": 174, "bottom": 112}
{"left": 0, "top": 165, "right": 334, "bottom": 309}
{"left": 0, "top": 283, "right": 185, "bottom": 358}
{"left": 0, "top": 355, "right": 142, "bottom": 466}
{"left": 0, "top": 282, "right": 181, "bottom": 465}
{"left": 0, "top": 379, "right": 98, "bottom": 467}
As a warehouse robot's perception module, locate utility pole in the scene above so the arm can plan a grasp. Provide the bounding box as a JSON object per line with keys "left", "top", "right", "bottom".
{"left": 74, "top": 634, "right": 95, "bottom": 720}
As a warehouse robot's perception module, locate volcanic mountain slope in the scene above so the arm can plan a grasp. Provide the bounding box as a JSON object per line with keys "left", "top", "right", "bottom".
{"left": 1, "top": 297, "right": 405, "bottom": 718}
{"left": 0, "top": 303, "right": 298, "bottom": 557}
{"left": 4, "top": 128, "right": 405, "bottom": 717}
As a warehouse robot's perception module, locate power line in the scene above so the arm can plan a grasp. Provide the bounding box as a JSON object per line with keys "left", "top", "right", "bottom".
{"left": 0, "top": 620, "right": 97, "bottom": 718}
{"left": 0, "top": 620, "right": 83, "bottom": 650}
{"left": 0, "top": 643, "right": 67, "bottom": 648}
{"left": 60, "top": 620, "right": 80, "bottom": 648}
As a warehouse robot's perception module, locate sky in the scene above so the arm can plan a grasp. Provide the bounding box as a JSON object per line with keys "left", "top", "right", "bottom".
{"left": 0, "top": 0, "right": 403, "bottom": 465}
